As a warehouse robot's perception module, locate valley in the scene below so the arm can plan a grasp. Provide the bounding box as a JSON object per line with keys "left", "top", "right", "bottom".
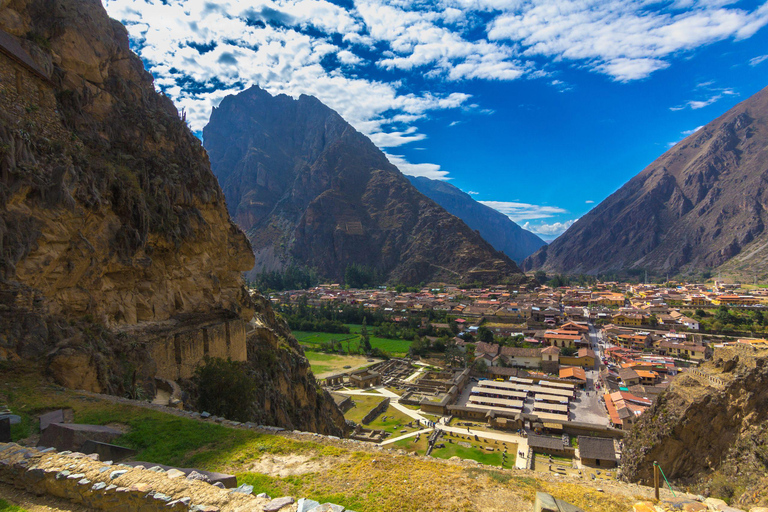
{"left": 1, "top": 0, "right": 767, "bottom": 511}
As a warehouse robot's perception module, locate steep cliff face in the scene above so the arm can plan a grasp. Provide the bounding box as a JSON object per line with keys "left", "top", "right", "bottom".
{"left": 523, "top": 85, "right": 768, "bottom": 278}
{"left": 203, "top": 86, "right": 523, "bottom": 286}
{"left": 247, "top": 293, "right": 346, "bottom": 436}
{"left": 622, "top": 345, "right": 768, "bottom": 508}
{"left": 407, "top": 176, "right": 546, "bottom": 263}
{"left": 0, "top": 0, "right": 345, "bottom": 436}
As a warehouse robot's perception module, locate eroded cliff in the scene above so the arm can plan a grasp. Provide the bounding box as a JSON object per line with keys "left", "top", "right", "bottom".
{"left": 622, "top": 344, "right": 768, "bottom": 508}
{"left": 0, "top": 0, "right": 345, "bottom": 436}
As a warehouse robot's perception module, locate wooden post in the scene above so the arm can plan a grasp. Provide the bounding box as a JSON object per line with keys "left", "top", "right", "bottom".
{"left": 654, "top": 461, "right": 660, "bottom": 501}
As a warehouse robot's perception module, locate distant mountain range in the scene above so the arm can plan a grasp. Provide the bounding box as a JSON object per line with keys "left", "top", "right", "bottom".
{"left": 407, "top": 176, "right": 546, "bottom": 263}
{"left": 203, "top": 86, "right": 523, "bottom": 285}
{"left": 524, "top": 85, "right": 768, "bottom": 280}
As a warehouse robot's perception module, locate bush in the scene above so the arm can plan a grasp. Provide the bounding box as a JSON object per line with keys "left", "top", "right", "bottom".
{"left": 192, "top": 357, "right": 257, "bottom": 422}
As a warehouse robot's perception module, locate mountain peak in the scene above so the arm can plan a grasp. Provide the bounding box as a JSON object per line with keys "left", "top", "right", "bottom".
{"left": 523, "top": 84, "right": 768, "bottom": 278}
{"left": 203, "top": 89, "right": 523, "bottom": 285}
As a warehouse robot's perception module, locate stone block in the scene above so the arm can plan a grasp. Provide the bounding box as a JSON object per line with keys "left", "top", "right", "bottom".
{"left": 263, "top": 497, "right": 295, "bottom": 511}
{"left": 308, "top": 504, "right": 344, "bottom": 512}
{"left": 39, "top": 410, "right": 65, "bottom": 432}
{"left": 231, "top": 483, "right": 253, "bottom": 494}
{"left": 0, "top": 418, "right": 9, "bottom": 443}
{"left": 297, "top": 498, "right": 320, "bottom": 512}
{"left": 80, "top": 440, "right": 136, "bottom": 462}
{"left": 166, "top": 469, "right": 185, "bottom": 479}
{"left": 38, "top": 423, "right": 122, "bottom": 452}
{"left": 534, "top": 492, "right": 584, "bottom": 512}
{"left": 123, "top": 461, "right": 237, "bottom": 488}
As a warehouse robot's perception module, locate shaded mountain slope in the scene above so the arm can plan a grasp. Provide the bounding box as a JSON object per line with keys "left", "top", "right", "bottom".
{"left": 0, "top": 0, "right": 344, "bottom": 436}
{"left": 203, "top": 86, "right": 523, "bottom": 285}
{"left": 408, "top": 176, "right": 546, "bottom": 263}
{"left": 523, "top": 85, "right": 768, "bottom": 277}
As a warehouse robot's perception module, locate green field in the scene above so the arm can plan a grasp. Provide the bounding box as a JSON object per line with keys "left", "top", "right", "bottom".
{"left": 303, "top": 352, "right": 374, "bottom": 376}
{"left": 343, "top": 395, "right": 388, "bottom": 424}
{"left": 293, "top": 324, "right": 413, "bottom": 356}
{"left": 365, "top": 405, "right": 417, "bottom": 433}
{"left": 393, "top": 433, "right": 515, "bottom": 468}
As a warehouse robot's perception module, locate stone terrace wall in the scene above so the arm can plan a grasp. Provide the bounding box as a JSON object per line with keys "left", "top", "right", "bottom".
{"left": 0, "top": 443, "right": 284, "bottom": 511}
{"left": 147, "top": 318, "right": 247, "bottom": 381}
{"left": 361, "top": 398, "right": 389, "bottom": 426}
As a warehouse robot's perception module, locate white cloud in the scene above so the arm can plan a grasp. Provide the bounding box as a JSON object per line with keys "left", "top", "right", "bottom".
{"left": 522, "top": 219, "right": 577, "bottom": 236}
{"left": 103, "top": 0, "right": 768, "bottom": 178}
{"left": 749, "top": 54, "right": 768, "bottom": 66}
{"left": 585, "top": 200, "right": 594, "bottom": 204}
{"left": 467, "top": 190, "right": 479, "bottom": 195}
{"left": 384, "top": 153, "right": 449, "bottom": 180}
{"left": 479, "top": 200, "right": 567, "bottom": 221}
{"left": 487, "top": 0, "right": 768, "bottom": 81}
{"left": 670, "top": 88, "right": 737, "bottom": 111}
{"left": 682, "top": 125, "right": 704, "bottom": 135}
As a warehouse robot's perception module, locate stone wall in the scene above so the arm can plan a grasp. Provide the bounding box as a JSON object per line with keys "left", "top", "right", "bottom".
{"left": 147, "top": 319, "right": 247, "bottom": 381}
{"left": 361, "top": 398, "right": 389, "bottom": 426}
{"left": 0, "top": 443, "right": 280, "bottom": 512}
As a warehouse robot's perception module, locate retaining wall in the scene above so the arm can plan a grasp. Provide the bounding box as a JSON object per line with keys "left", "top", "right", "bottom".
{"left": 361, "top": 398, "right": 390, "bottom": 425}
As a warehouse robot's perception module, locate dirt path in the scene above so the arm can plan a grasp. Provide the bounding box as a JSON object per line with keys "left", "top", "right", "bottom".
{"left": 0, "top": 483, "right": 92, "bottom": 512}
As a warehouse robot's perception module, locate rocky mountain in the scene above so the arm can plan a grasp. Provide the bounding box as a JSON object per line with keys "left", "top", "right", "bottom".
{"left": 0, "top": 0, "right": 344, "bottom": 435}
{"left": 407, "top": 176, "right": 546, "bottom": 263}
{"left": 622, "top": 344, "right": 768, "bottom": 509}
{"left": 523, "top": 85, "right": 768, "bottom": 278}
{"left": 203, "top": 86, "right": 523, "bottom": 286}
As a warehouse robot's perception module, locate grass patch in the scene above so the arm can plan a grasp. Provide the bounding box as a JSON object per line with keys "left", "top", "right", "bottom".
{"left": 303, "top": 352, "right": 375, "bottom": 377}
{"left": 393, "top": 435, "right": 429, "bottom": 455}
{"left": 0, "top": 499, "right": 27, "bottom": 512}
{"left": 343, "top": 395, "right": 387, "bottom": 424}
{"left": 294, "top": 326, "right": 412, "bottom": 356}
{"left": 365, "top": 405, "right": 416, "bottom": 433}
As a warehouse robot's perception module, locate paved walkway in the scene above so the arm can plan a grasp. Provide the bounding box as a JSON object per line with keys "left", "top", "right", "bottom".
{"left": 380, "top": 428, "right": 432, "bottom": 446}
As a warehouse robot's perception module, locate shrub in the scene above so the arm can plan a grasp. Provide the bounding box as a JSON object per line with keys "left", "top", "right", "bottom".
{"left": 192, "top": 357, "right": 257, "bottom": 422}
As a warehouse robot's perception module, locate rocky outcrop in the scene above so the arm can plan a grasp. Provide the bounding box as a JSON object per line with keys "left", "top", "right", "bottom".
{"left": 407, "top": 176, "right": 546, "bottom": 263}
{"left": 245, "top": 293, "right": 346, "bottom": 436}
{"left": 622, "top": 345, "right": 768, "bottom": 509}
{"left": 523, "top": 85, "right": 768, "bottom": 278}
{"left": 203, "top": 86, "right": 523, "bottom": 286}
{"left": 0, "top": 0, "right": 344, "bottom": 436}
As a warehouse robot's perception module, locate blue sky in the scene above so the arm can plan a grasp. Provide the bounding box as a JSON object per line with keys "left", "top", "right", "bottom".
{"left": 104, "top": 0, "right": 768, "bottom": 238}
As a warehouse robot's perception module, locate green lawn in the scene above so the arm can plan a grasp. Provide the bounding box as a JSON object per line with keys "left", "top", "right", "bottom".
{"left": 431, "top": 441, "right": 508, "bottom": 467}
{"left": 393, "top": 435, "right": 429, "bottom": 454}
{"left": 365, "top": 405, "right": 417, "bottom": 433}
{"left": 394, "top": 431, "right": 515, "bottom": 468}
{"left": 292, "top": 327, "right": 412, "bottom": 357}
{"left": 303, "top": 352, "right": 374, "bottom": 376}
{"left": 343, "top": 395, "right": 387, "bottom": 424}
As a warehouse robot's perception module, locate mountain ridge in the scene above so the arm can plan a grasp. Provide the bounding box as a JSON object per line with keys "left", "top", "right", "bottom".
{"left": 204, "top": 86, "right": 524, "bottom": 286}
{"left": 407, "top": 176, "right": 547, "bottom": 263}
{"left": 523, "top": 85, "right": 768, "bottom": 278}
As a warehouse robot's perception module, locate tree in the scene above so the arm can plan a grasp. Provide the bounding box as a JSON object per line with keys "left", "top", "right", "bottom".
{"left": 478, "top": 326, "right": 494, "bottom": 343}
{"left": 192, "top": 357, "right": 257, "bottom": 423}
{"left": 360, "top": 317, "right": 372, "bottom": 353}
{"left": 473, "top": 358, "right": 489, "bottom": 374}
{"left": 534, "top": 270, "right": 547, "bottom": 285}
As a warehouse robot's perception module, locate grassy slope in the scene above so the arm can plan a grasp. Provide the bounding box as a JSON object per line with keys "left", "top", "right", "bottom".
{"left": 0, "top": 363, "right": 641, "bottom": 512}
